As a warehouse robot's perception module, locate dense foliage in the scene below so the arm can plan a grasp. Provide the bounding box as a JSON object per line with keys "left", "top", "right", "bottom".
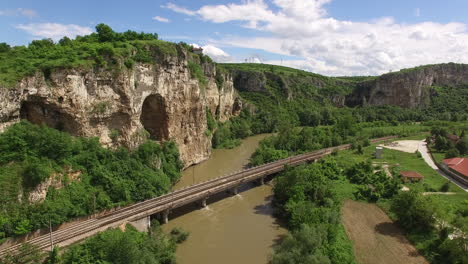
{"left": 390, "top": 190, "right": 468, "bottom": 264}
{"left": 0, "top": 225, "right": 188, "bottom": 264}
{"left": 347, "top": 161, "right": 400, "bottom": 202}
{"left": 271, "top": 161, "right": 356, "bottom": 264}
{"left": 250, "top": 118, "right": 427, "bottom": 166}
{"left": 429, "top": 126, "right": 468, "bottom": 159}
{"left": 221, "top": 63, "right": 467, "bottom": 127}
{"left": 0, "top": 121, "right": 182, "bottom": 241}
{"left": 61, "top": 225, "right": 178, "bottom": 264}
{"left": 0, "top": 24, "right": 206, "bottom": 88}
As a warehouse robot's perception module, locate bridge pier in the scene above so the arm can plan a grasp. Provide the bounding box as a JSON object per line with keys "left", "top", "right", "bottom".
{"left": 199, "top": 197, "right": 208, "bottom": 208}
{"left": 162, "top": 209, "right": 169, "bottom": 224}
{"left": 258, "top": 176, "right": 265, "bottom": 185}
{"left": 231, "top": 185, "right": 239, "bottom": 195}
{"left": 129, "top": 215, "right": 151, "bottom": 232}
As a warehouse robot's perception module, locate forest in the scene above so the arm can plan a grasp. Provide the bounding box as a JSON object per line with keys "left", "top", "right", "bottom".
{"left": 0, "top": 121, "right": 182, "bottom": 242}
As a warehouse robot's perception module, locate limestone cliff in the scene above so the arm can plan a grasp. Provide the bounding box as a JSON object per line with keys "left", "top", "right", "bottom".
{"left": 0, "top": 52, "right": 239, "bottom": 167}
{"left": 346, "top": 63, "right": 468, "bottom": 108}
{"left": 227, "top": 63, "right": 468, "bottom": 109}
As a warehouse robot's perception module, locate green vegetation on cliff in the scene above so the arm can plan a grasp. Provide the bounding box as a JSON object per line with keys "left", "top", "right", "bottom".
{"left": 0, "top": 121, "right": 182, "bottom": 241}
{"left": 0, "top": 24, "right": 210, "bottom": 88}
{"left": 209, "top": 62, "right": 467, "bottom": 149}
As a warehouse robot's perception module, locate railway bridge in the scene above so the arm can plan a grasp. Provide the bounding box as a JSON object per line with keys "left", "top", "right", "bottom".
{"left": 0, "top": 136, "right": 396, "bottom": 257}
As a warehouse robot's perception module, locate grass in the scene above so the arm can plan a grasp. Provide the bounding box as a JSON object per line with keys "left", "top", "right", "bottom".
{"left": 334, "top": 135, "right": 467, "bottom": 263}
{"left": 429, "top": 146, "right": 468, "bottom": 164}
{"left": 335, "top": 135, "right": 468, "bottom": 220}
{"left": 382, "top": 148, "right": 462, "bottom": 192}
{"left": 335, "top": 133, "right": 463, "bottom": 192}
{"left": 221, "top": 63, "right": 322, "bottom": 76}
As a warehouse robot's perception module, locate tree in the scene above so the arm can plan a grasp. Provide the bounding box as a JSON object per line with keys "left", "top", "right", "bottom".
{"left": 62, "top": 225, "right": 177, "bottom": 264}
{"left": 390, "top": 190, "right": 437, "bottom": 231}
{"left": 95, "top": 23, "right": 115, "bottom": 42}
{"left": 29, "top": 39, "right": 54, "bottom": 49}
{"left": 1, "top": 243, "right": 43, "bottom": 264}
{"left": 456, "top": 137, "right": 467, "bottom": 155}
{"left": 58, "top": 36, "right": 72, "bottom": 46}
{"left": 434, "top": 135, "right": 448, "bottom": 151}
{"left": 13, "top": 220, "right": 32, "bottom": 236}
{"left": 271, "top": 224, "right": 331, "bottom": 264}
{"left": 431, "top": 127, "right": 448, "bottom": 138}
{"left": 46, "top": 246, "right": 61, "bottom": 264}
{"left": 0, "top": 42, "right": 10, "bottom": 53}
{"left": 445, "top": 148, "right": 460, "bottom": 159}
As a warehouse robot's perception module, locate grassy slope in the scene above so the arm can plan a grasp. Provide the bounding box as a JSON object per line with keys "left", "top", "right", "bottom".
{"left": 333, "top": 134, "right": 467, "bottom": 263}
{"left": 335, "top": 132, "right": 468, "bottom": 204}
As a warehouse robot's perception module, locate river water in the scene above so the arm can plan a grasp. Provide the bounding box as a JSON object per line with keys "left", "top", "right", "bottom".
{"left": 162, "top": 134, "right": 287, "bottom": 264}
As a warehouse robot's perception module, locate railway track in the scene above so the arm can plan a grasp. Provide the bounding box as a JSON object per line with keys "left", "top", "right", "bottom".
{"left": 0, "top": 136, "right": 396, "bottom": 257}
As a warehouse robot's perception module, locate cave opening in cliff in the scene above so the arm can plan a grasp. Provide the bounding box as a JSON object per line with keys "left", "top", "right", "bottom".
{"left": 140, "top": 94, "right": 169, "bottom": 141}
{"left": 20, "top": 101, "right": 81, "bottom": 134}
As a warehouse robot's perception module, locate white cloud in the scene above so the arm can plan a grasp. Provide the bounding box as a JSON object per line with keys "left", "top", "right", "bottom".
{"left": 197, "top": 0, "right": 275, "bottom": 24}
{"left": 165, "top": 0, "right": 468, "bottom": 76}
{"left": 16, "top": 23, "right": 93, "bottom": 41}
{"left": 0, "top": 8, "right": 38, "bottom": 18}
{"left": 190, "top": 43, "right": 201, "bottom": 49}
{"left": 152, "top": 16, "right": 170, "bottom": 23}
{"left": 161, "top": 3, "right": 196, "bottom": 16}
{"left": 202, "top": 44, "right": 234, "bottom": 62}
{"left": 191, "top": 43, "right": 234, "bottom": 62}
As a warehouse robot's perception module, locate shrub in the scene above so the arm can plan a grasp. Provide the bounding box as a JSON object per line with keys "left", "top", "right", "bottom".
{"left": 187, "top": 60, "right": 207, "bottom": 87}
{"left": 439, "top": 182, "right": 450, "bottom": 192}
{"left": 445, "top": 148, "right": 460, "bottom": 158}
{"left": 170, "top": 227, "right": 189, "bottom": 243}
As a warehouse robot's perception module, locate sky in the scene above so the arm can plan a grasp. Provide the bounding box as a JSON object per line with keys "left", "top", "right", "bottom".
{"left": 2, "top": 0, "right": 468, "bottom": 76}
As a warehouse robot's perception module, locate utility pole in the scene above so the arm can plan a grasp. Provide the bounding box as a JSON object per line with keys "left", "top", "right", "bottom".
{"left": 93, "top": 193, "right": 96, "bottom": 217}
{"left": 49, "top": 218, "right": 54, "bottom": 251}
{"left": 192, "top": 165, "right": 195, "bottom": 185}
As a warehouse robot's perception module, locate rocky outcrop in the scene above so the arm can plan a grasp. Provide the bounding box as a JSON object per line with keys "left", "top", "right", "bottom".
{"left": 28, "top": 170, "right": 81, "bottom": 203}
{"left": 347, "top": 63, "right": 468, "bottom": 108}
{"left": 0, "top": 52, "right": 239, "bottom": 167}
{"left": 231, "top": 70, "right": 267, "bottom": 93}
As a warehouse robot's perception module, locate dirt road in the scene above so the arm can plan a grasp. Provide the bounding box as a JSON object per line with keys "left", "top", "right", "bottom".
{"left": 342, "top": 200, "right": 428, "bottom": 264}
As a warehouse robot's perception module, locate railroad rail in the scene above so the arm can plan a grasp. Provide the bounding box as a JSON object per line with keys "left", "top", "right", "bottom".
{"left": 0, "top": 136, "right": 396, "bottom": 257}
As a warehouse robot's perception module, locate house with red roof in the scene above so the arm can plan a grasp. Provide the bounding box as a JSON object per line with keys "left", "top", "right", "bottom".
{"left": 400, "top": 171, "right": 424, "bottom": 183}
{"left": 441, "top": 158, "right": 468, "bottom": 182}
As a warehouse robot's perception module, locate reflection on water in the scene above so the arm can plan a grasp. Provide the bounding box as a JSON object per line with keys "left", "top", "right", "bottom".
{"left": 162, "top": 134, "right": 287, "bottom": 264}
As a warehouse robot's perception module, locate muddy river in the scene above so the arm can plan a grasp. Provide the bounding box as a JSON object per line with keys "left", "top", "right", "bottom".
{"left": 162, "top": 134, "right": 287, "bottom": 264}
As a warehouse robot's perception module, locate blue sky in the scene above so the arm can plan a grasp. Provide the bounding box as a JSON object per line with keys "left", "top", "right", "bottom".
{"left": 2, "top": 0, "right": 468, "bottom": 76}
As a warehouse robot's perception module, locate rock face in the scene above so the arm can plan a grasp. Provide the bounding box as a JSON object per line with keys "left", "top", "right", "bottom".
{"left": 28, "top": 170, "right": 81, "bottom": 203}
{"left": 347, "top": 63, "right": 468, "bottom": 108}
{"left": 0, "top": 53, "right": 239, "bottom": 167}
